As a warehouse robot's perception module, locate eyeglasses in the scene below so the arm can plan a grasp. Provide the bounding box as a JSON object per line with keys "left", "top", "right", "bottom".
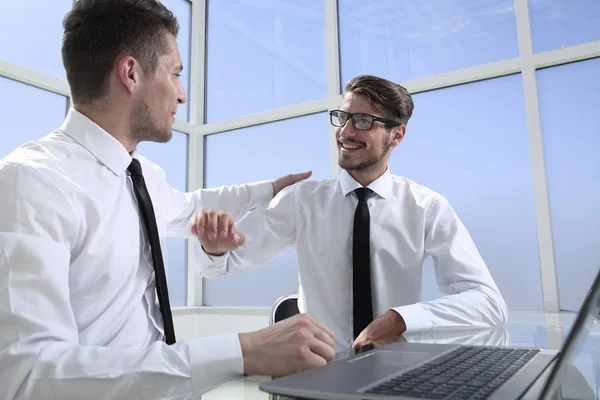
{"left": 329, "top": 110, "right": 400, "bottom": 131}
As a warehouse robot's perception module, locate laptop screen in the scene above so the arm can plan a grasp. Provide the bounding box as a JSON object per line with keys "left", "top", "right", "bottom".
{"left": 540, "top": 265, "right": 600, "bottom": 399}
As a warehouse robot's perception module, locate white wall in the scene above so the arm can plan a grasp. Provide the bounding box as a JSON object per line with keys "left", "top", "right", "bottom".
{"left": 173, "top": 308, "right": 270, "bottom": 341}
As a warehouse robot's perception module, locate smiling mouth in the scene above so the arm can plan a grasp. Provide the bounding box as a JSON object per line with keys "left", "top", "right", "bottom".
{"left": 339, "top": 141, "right": 363, "bottom": 153}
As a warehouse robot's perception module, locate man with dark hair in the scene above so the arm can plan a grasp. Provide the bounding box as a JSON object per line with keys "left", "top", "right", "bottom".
{"left": 0, "top": 0, "right": 335, "bottom": 398}
{"left": 195, "top": 74, "right": 509, "bottom": 351}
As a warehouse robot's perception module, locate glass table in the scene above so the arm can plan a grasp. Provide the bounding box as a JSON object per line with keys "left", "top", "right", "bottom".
{"left": 203, "top": 312, "right": 600, "bottom": 399}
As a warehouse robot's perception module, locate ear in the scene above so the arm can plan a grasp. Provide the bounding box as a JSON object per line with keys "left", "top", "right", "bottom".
{"left": 389, "top": 125, "right": 406, "bottom": 148}
{"left": 116, "top": 56, "right": 142, "bottom": 95}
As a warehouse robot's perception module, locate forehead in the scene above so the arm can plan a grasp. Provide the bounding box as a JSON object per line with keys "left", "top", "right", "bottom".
{"left": 340, "top": 92, "right": 381, "bottom": 115}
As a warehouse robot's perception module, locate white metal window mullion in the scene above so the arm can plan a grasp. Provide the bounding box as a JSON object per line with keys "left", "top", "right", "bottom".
{"left": 187, "top": 0, "right": 207, "bottom": 306}
{"left": 325, "top": 0, "right": 342, "bottom": 179}
{"left": 514, "top": 0, "right": 560, "bottom": 312}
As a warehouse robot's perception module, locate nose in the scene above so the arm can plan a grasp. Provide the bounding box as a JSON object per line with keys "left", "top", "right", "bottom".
{"left": 337, "top": 118, "right": 357, "bottom": 139}
{"left": 177, "top": 82, "right": 187, "bottom": 105}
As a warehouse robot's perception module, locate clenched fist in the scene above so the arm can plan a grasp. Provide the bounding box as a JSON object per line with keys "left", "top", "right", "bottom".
{"left": 191, "top": 209, "right": 244, "bottom": 256}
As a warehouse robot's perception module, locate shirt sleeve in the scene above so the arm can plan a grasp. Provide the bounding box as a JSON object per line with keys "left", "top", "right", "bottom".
{"left": 0, "top": 165, "right": 243, "bottom": 400}
{"left": 194, "top": 184, "right": 298, "bottom": 278}
{"left": 138, "top": 156, "right": 273, "bottom": 238}
{"left": 393, "top": 195, "right": 509, "bottom": 333}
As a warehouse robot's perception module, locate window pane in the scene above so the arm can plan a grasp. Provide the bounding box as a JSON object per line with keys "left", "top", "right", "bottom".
{"left": 0, "top": 0, "right": 73, "bottom": 78}
{"left": 137, "top": 131, "right": 189, "bottom": 306}
{"left": 338, "top": 0, "right": 519, "bottom": 86}
{"left": 530, "top": 0, "right": 600, "bottom": 53}
{"left": 161, "top": 0, "right": 191, "bottom": 121}
{"left": 537, "top": 58, "right": 600, "bottom": 311}
{"left": 206, "top": 0, "right": 327, "bottom": 122}
{"left": 389, "top": 74, "right": 542, "bottom": 310}
{"left": 0, "top": 77, "right": 67, "bottom": 160}
{"left": 203, "top": 113, "right": 330, "bottom": 306}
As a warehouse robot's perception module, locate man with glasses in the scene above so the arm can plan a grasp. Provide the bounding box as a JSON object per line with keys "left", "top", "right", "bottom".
{"left": 193, "top": 75, "right": 508, "bottom": 351}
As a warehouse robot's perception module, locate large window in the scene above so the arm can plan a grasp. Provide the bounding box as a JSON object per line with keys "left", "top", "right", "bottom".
{"left": 538, "top": 58, "right": 600, "bottom": 312}
{"left": 203, "top": 113, "right": 330, "bottom": 306}
{"left": 389, "top": 74, "right": 542, "bottom": 310}
{"left": 206, "top": 0, "right": 327, "bottom": 122}
{"left": 338, "top": 0, "right": 519, "bottom": 86}
{"left": 529, "top": 0, "right": 600, "bottom": 53}
{"left": 0, "top": 0, "right": 73, "bottom": 79}
{"left": 2, "top": 0, "right": 600, "bottom": 313}
{"left": 161, "top": 0, "right": 192, "bottom": 122}
{"left": 137, "top": 131, "right": 190, "bottom": 307}
{"left": 0, "top": 77, "right": 68, "bottom": 159}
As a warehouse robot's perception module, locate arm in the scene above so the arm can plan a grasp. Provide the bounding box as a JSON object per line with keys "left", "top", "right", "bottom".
{"left": 164, "top": 178, "right": 274, "bottom": 238}
{"left": 395, "top": 195, "right": 509, "bottom": 332}
{"left": 138, "top": 155, "right": 310, "bottom": 238}
{"left": 192, "top": 184, "right": 298, "bottom": 277}
{"left": 353, "top": 195, "right": 508, "bottom": 347}
{"left": 0, "top": 166, "right": 332, "bottom": 399}
{"left": 0, "top": 166, "right": 244, "bottom": 399}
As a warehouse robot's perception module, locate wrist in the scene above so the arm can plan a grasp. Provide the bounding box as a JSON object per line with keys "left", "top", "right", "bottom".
{"left": 238, "top": 332, "right": 256, "bottom": 376}
{"left": 201, "top": 244, "right": 225, "bottom": 257}
{"left": 394, "top": 311, "right": 407, "bottom": 334}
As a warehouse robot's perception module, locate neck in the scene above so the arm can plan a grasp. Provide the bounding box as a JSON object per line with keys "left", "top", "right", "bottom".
{"left": 346, "top": 163, "right": 388, "bottom": 187}
{"left": 74, "top": 102, "right": 137, "bottom": 152}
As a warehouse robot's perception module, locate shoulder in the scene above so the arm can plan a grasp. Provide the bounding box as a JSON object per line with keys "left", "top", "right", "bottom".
{"left": 0, "top": 130, "right": 75, "bottom": 191}
{"left": 389, "top": 174, "right": 448, "bottom": 207}
{"left": 275, "top": 177, "right": 337, "bottom": 198}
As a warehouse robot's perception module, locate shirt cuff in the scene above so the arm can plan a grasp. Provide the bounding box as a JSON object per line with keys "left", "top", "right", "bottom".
{"left": 247, "top": 180, "right": 273, "bottom": 208}
{"left": 392, "top": 304, "right": 434, "bottom": 333}
{"left": 192, "top": 241, "right": 229, "bottom": 277}
{"left": 188, "top": 333, "right": 244, "bottom": 393}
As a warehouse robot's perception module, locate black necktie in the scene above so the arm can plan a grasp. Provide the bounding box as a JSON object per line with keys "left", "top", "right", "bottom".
{"left": 353, "top": 187, "right": 374, "bottom": 339}
{"left": 128, "top": 159, "right": 176, "bottom": 345}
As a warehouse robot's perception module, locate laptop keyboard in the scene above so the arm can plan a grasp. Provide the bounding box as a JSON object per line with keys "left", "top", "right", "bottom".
{"left": 364, "top": 346, "right": 540, "bottom": 399}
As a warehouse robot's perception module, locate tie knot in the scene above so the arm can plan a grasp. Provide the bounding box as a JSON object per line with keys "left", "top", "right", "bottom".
{"left": 354, "top": 187, "right": 373, "bottom": 202}
{"left": 128, "top": 158, "right": 143, "bottom": 177}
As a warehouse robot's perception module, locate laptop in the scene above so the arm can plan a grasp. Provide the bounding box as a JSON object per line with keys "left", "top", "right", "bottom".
{"left": 260, "top": 266, "right": 600, "bottom": 400}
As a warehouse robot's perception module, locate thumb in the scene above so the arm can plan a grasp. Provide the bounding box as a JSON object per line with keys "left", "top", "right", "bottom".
{"left": 233, "top": 232, "right": 245, "bottom": 246}
{"left": 294, "top": 170, "right": 312, "bottom": 181}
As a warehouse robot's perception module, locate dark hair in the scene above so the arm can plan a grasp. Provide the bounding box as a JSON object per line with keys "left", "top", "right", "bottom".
{"left": 344, "top": 75, "right": 414, "bottom": 127}
{"left": 62, "top": 0, "right": 179, "bottom": 104}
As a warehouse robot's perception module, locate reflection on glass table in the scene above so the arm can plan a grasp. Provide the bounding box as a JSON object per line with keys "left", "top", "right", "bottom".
{"left": 204, "top": 313, "right": 600, "bottom": 400}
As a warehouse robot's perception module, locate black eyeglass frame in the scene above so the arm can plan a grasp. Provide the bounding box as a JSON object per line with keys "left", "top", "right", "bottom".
{"left": 329, "top": 110, "right": 401, "bottom": 130}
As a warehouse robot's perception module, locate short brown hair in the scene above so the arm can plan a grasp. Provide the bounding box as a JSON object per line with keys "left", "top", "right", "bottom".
{"left": 62, "top": 0, "right": 179, "bottom": 104}
{"left": 344, "top": 75, "right": 414, "bottom": 126}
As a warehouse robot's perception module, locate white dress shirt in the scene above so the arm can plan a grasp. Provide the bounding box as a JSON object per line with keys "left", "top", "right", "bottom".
{"left": 0, "top": 109, "right": 273, "bottom": 399}
{"left": 197, "top": 168, "right": 509, "bottom": 350}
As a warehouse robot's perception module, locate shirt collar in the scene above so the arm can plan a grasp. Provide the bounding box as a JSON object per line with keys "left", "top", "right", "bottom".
{"left": 60, "top": 108, "right": 132, "bottom": 177}
{"left": 339, "top": 167, "right": 392, "bottom": 199}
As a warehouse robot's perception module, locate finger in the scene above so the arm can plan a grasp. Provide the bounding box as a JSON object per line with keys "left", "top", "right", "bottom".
{"left": 307, "top": 336, "right": 335, "bottom": 363}
{"left": 290, "top": 171, "right": 312, "bottom": 182}
{"left": 217, "top": 213, "right": 232, "bottom": 239}
{"left": 195, "top": 214, "right": 212, "bottom": 243}
{"left": 305, "top": 316, "right": 335, "bottom": 341}
{"left": 190, "top": 214, "right": 197, "bottom": 235}
{"left": 197, "top": 211, "right": 208, "bottom": 237}
{"left": 235, "top": 232, "right": 245, "bottom": 246}
{"left": 205, "top": 211, "right": 219, "bottom": 241}
{"left": 312, "top": 327, "right": 335, "bottom": 350}
{"left": 352, "top": 332, "right": 366, "bottom": 348}
{"left": 226, "top": 218, "right": 236, "bottom": 238}
{"left": 294, "top": 344, "right": 328, "bottom": 372}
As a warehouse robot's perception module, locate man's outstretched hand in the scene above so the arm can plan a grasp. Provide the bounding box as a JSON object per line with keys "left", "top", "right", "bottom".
{"left": 191, "top": 210, "right": 244, "bottom": 256}
{"left": 271, "top": 171, "right": 312, "bottom": 197}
